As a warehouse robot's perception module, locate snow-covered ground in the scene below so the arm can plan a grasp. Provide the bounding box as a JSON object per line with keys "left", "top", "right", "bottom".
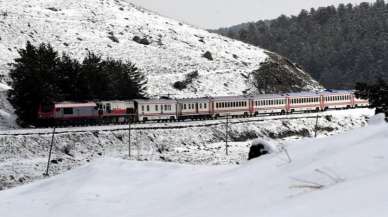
{"left": 0, "top": 112, "right": 386, "bottom": 217}
{"left": 0, "top": 108, "right": 374, "bottom": 190}
{"left": 0, "top": 83, "right": 17, "bottom": 129}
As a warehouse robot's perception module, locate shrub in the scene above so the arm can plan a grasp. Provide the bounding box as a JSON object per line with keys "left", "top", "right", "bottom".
{"left": 133, "top": 36, "right": 151, "bottom": 45}
{"left": 202, "top": 51, "right": 213, "bottom": 60}
{"left": 108, "top": 31, "right": 119, "bottom": 43}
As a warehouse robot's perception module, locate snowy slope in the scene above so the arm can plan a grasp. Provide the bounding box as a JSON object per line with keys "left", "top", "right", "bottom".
{"left": 0, "top": 109, "right": 373, "bottom": 190}
{"left": 0, "top": 114, "right": 387, "bottom": 217}
{"left": 0, "top": 83, "right": 17, "bottom": 129}
{"left": 0, "top": 0, "right": 321, "bottom": 98}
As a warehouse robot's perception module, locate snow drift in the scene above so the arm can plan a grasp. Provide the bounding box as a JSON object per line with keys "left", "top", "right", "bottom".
{"left": 0, "top": 112, "right": 386, "bottom": 217}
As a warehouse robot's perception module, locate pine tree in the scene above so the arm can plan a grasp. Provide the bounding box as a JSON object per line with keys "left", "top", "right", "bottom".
{"left": 8, "top": 42, "right": 60, "bottom": 126}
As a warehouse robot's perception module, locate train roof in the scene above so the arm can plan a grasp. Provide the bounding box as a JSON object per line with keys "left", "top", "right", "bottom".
{"left": 55, "top": 102, "right": 97, "bottom": 108}
{"left": 134, "top": 99, "right": 177, "bottom": 104}
{"left": 322, "top": 90, "right": 354, "bottom": 95}
{"left": 177, "top": 97, "right": 211, "bottom": 102}
{"left": 286, "top": 92, "right": 322, "bottom": 97}
{"left": 251, "top": 94, "right": 287, "bottom": 99}
{"left": 98, "top": 100, "right": 134, "bottom": 104}
{"left": 211, "top": 95, "right": 251, "bottom": 101}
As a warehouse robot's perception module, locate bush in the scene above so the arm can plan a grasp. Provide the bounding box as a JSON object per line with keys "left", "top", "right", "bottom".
{"left": 108, "top": 31, "right": 119, "bottom": 43}
{"left": 133, "top": 36, "right": 151, "bottom": 45}
{"left": 248, "top": 143, "right": 269, "bottom": 160}
{"left": 202, "top": 51, "right": 213, "bottom": 60}
{"left": 173, "top": 71, "right": 199, "bottom": 90}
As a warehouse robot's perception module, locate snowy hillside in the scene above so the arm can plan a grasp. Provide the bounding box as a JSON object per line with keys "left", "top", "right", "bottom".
{"left": 0, "top": 83, "right": 16, "bottom": 129}
{"left": 0, "top": 114, "right": 386, "bottom": 217}
{"left": 0, "top": 0, "right": 321, "bottom": 98}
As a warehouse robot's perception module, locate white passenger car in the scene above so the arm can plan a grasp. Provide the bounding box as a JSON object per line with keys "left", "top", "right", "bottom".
{"left": 252, "top": 94, "right": 287, "bottom": 115}
{"left": 177, "top": 98, "right": 211, "bottom": 120}
{"left": 212, "top": 96, "right": 250, "bottom": 117}
{"left": 287, "top": 92, "right": 322, "bottom": 112}
{"left": 135, "top": 99, "right": 177, "bottom": 122}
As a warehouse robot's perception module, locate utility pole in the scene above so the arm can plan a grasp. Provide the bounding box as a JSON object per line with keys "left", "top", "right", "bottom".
{"left": 44, "top": 126, "right": 56, "bottom": 177}
{"left": 225, "top": 114, "right": 229, "bottom": 156}
{"left": 128, "top": 119, "right": 131, "bottom": 158}
{"left": 314, "top": 114, "right": 319, "bottom": 138}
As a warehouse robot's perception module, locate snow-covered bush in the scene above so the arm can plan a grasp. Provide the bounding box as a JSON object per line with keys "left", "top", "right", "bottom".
{"left": 247, "top": 139, "right": 278, "bottom": 160}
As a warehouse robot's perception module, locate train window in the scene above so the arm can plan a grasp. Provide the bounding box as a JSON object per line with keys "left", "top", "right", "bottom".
{"left": 204, "top": 103, "right": 207, "bottom": 109}
{"left": 146, "top": 105, "right": 150, "bottom": 111}
{"left": 199, "top": 103, "right": 202, "bottom": 109}
{"left": 184, "top": 104, "right": 187, "bottom": 109}
{"left": 188, "top": 104, "right": 191, "bottom": 109}
{"left": 141, "top": 105, "right": 144, "bottom": 111}
{"left": 63, "top": 108, "right": 73, "bottom": 115}
{"left": 192, "top": 104, "right": 195, "bottom": 109}
{"left": 155, "top": 105, "right": 158, "bottom": 111}
{"left": 164, "top": 105, "right": 168, "bottom": 111}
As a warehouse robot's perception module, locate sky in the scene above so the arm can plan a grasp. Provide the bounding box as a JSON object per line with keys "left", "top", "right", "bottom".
{"left": 129, "top": 0, "right": 370, "bottom": 29}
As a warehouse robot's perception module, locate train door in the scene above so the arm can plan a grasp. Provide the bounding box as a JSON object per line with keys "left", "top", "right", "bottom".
{"left": 195, "top": 103, "right": 199, "bottom": 114}
{"left": 320, "top": 95, "right": 324, "bottom": 110}
{"left": 286, "top": 97, "right": 291, "bottom": 112}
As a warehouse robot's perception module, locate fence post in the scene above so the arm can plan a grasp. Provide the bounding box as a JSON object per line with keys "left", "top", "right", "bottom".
{"left": 128, "top": 120, "right": 131, "bottom": 158}
{"left": 225, "top": 114, "right": 229, "bottom": 156}
{"left": 44, "top": 127, "right": 56, "bottom": 177}
{"left": 314, "top": 114, "right": 319, "bottom": 138}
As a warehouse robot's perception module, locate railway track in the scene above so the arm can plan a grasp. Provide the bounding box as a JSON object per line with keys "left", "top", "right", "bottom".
{"left": 0, "top": 111, "right": 340, "bottom": 136}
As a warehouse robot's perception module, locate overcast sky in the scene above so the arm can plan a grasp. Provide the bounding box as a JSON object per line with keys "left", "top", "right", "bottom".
{"left": 129, "top": 0, "right": 370, "bottom": 29}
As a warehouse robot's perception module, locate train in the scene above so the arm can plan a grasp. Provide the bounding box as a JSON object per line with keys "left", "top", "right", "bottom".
{"left": 37, "top": 90, "right": 369, "bottom": 126}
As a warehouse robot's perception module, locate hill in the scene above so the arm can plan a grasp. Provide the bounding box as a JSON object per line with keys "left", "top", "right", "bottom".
{"left": 0, "top": 113, "right": 386, "bottom": 217}
{"left": 215, "top": 0, "right": 388, "bottom": 88}
{"left": 0, "top": 0, "right": 321, "bottom": 100}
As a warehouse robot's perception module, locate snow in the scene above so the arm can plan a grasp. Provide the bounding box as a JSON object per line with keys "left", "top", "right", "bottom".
{"left": 0, "top": 0, "right": 321, "bottom": 99}
{"left": 0, "top": 108, "right": 374, "bottom": 189}
{"left": 0, "top": 113, "right": 387, "bottom": 217}
{"left": 0, "top": 0, "right": 322, "bottom": 129}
